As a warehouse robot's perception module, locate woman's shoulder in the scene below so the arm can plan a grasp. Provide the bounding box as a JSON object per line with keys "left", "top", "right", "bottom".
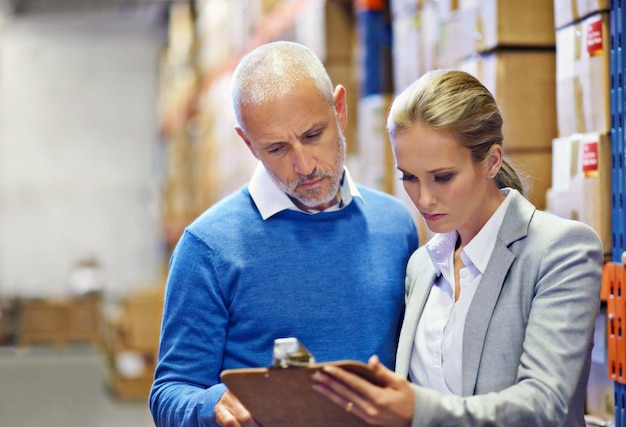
{"left": 531, "top": 208, "right": 600, "bottom": 240}
{"left": 505, "top": 191, "right": 600, "bottom": 244}
{"left": 512, "top": 209, "right": 604, "bottom": 264}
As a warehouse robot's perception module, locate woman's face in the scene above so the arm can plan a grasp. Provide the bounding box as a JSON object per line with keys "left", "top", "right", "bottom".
{"left": 391, "top": 123, "right": 501, "bottom": 244}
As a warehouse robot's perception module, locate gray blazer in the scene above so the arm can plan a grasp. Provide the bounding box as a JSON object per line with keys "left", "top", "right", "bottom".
{"left": 396, "top": 190, "right": 603, "bottom": 427}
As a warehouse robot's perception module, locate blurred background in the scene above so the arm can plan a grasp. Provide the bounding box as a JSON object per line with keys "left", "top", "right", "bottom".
{"left": 0, "top": 0, "right": 615, "bottom": 426}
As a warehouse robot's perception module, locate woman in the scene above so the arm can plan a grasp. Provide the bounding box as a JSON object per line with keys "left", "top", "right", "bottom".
{"left": 312, "top": 69, "right": 604, "bottom": 426}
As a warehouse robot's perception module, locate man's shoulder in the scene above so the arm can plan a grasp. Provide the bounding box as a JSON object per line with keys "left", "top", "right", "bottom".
{"left": 356, "top": 184, "right": 410, "bottom": 211}
{"left": 188, "top": 186, "right": 258, "bottom": 230}
{"left": 356, "top": 183, "right": 395, "bottom": 199}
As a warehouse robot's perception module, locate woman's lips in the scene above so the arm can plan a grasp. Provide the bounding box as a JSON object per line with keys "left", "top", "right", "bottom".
{"left": 421, "top": 212, "right": 445, "bottom": 221}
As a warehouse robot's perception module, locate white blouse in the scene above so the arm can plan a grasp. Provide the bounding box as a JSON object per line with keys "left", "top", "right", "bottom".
{"left": 409, "top": 189, "right": 513, "bottom": 395}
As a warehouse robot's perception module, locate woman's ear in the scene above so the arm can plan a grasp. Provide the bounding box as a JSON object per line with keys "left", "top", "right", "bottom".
{"left": 487, "top": 144, "right": 503, "bottom": 177}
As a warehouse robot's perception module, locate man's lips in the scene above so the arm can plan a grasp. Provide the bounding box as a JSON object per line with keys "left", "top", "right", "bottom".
{"left": 421, "top": 212, "right": 445, "bottom": 221}
{"left": 299, "top": 178, "right": 324, "bottom": 189}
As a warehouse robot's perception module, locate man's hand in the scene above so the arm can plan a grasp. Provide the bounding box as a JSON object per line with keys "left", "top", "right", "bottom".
{"left": 214, "top": 389, "right": 262, "bottom": 427}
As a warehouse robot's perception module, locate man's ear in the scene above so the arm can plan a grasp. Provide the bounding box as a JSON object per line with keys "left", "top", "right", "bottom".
{"left": 235, "top": 126, "right": 260, "bottom": 159}
{"left": 333, "top": 84, "right": 348, "bottom": 130}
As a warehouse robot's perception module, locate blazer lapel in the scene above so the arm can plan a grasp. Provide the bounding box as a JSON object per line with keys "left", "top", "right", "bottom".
{"left": 396, "top": 251, "right": 437, "bottom": 377}
{"left": 461, "top": 191, "right": 535, "bottom": 396}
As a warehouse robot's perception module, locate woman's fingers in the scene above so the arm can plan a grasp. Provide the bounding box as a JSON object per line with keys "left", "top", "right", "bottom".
{"left": 312, "top": 356, "right": 415, "bottom": 427}
{"left": 311, "top": 369, "right": 369, "bottom": 420}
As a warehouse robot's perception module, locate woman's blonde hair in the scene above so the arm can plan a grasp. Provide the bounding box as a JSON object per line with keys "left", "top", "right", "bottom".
{"left": 387, "top": 69, "right": 526, "bottom": 194}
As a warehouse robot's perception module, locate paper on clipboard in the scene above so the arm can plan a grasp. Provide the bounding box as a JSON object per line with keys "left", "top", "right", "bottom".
{"left": 220, "top": 360, "right": 381, "bottom": 427}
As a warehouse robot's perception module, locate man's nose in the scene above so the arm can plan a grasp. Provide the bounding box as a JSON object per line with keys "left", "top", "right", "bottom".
{"left": 292, "top": 143, "right": 315, "bottom": 176}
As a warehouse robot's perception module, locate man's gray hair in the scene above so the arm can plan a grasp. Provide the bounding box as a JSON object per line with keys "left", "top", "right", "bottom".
{"left": 231, "top": 41, "right": 334, "bottom": 131}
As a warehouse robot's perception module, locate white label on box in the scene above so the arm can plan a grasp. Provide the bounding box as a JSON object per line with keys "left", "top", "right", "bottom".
{"left": 551, "top": 137, "right": 575, "bottom": 191}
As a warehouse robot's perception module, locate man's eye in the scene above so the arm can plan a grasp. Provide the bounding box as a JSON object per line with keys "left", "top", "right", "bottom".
{"left": 267, "top": 145, "right": 286, "bottom": 154}
{"left": 305, "top": 131, "right": 322, "bottom": 140}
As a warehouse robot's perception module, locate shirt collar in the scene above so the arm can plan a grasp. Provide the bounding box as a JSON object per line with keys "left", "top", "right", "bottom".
{"left": 425, "top": 231, "right": 457, "bottom": 277}
{"left": 464, "top": 188, "right": 512, "bottom": 272}
{"left": 426, "top": 188, "right": 513, "bottom": 274}
{"left": 248, "top": 162, "right": 363, "bottom": 220}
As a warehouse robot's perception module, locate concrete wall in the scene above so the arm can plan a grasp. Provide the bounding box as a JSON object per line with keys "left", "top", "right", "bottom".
{"left": 0, "top": 7, "right": 168, "bottom": 298}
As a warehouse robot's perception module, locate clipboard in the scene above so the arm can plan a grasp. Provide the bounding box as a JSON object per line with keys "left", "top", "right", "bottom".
{"left": 220, "top": 360, "right": 382, "bottom": 427}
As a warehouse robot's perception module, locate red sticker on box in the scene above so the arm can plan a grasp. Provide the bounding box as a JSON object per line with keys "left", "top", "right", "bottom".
{"left": 587, "top": 17, "right": 604, "bottom": 56}
{"left": 582, "top": 141, "right": 599, "bottom": 173}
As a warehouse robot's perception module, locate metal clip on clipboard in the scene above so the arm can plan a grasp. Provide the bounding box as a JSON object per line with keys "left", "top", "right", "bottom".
{"left": 272, "top": 337, "right": 316, "bottom": 368}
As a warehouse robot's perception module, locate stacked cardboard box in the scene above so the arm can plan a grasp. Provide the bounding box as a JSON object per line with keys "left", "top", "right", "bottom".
{"left": 102, "top": 286, "right": 164, "bottom": 400}
{"left": 18, "top": 293, "right": 103, "bottom": 348}
{"left": 460, "top": 50, "right": 557, "bottom": 209}
{"left": 547, "top": 1, "right": 611, "bottom": 256}
{"left": 0, "top": 298, "right": 18, "bottom": 345}
{"left": 555, "top": 12, "right": 610, "bottom": 137}
{"left": 547, "top": 133, "right": 611, "bottom": 250}
{"left": 548, "top": 2, "right": 612, "bottom": 422}
{"left": 390, "top": 0, "right": 557, "bottom": 210}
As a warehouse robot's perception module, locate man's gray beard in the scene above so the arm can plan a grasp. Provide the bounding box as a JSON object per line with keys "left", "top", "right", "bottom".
{"left": 268, "top": 132, "right": 347, "bottom": 209}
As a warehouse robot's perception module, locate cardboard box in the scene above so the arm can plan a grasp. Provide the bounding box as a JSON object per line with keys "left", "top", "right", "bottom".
{"left": 438, "top": 0, "right": 555, "bottom": 65}
{"left": 474, "top": 0, "right": 555, "bottom": 51}
{"left": 391, "top": 1, "right": 437, "bottom": 89}
{"left": 108, "top": 372, "right": 154, "bottom": 400}
{"left": 66, "top": 296, "right": 103, "bottom": 345}
{"left": 437, "top": 7, "right": 476, "bottom": 68}
{"left": 101, "top": 286, "right": 164, "bottom": 399}
{"left": 18, "top": 299, "right": 68, "bottom": 346}
{"left": 505, "top": 149, "right": 552, "bottom": 211}
{"left": 556, "top": 12, "right": 610, "bottom": 137}
{"left": 435, "top": 0, "right": 460, "bottom": 19}
{"left": 18, "top": 295, "right": 102, "bottom": 346}
{"left": 546, "top": 132, "right": 611, "bottom": 255}
{"left": 0, "top": 298, "right": 18, "bottom": 345}
{"left": 390, "top": 0, "right": 422, "bottom": 16}
{"left": 349, "top": 94, "right": 394, "bottom": 194}
{"left": 295, "top": 0, "right": 355, "bottom": 63}
{"left": 118, "top": 286, "right": 164, "bottom": 353}
{"left": 105, "top": 349, "right": 157, "bottom": 399}
{"left": 461, "top": 50, "right": 557, "bottom": 151}
{"left": 554, "top": 0, "right": 610, "bottom": 29}
{"left": 391, "top": 10, "right": 422, "bottom": 93}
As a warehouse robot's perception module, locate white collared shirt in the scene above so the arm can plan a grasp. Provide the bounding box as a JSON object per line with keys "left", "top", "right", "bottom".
{"left": 409, "top": 189, "right": 513, "bottom": 395}
{"left": 248, "top": 162, "right": 363, "bottom": 220}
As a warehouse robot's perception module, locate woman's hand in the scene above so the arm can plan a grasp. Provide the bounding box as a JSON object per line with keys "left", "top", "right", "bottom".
{"left": 312, "top": 355, "right": 414, "bottom": 427}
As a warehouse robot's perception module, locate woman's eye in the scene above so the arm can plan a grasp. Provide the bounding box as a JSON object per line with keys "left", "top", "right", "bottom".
{"left": 400, "top": 173, "right": 417, "bottom": 182}
{"left": 434, "top": 174, "right": 453, "bottom": 183}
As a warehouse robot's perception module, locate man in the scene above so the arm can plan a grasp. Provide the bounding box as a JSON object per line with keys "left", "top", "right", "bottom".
{"left": 149, "top": 41, "right": 419, "bottom": 427}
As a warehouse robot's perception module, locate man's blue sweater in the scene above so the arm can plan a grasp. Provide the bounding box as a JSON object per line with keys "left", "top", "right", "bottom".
{"left": 150, "top": 184, "right": 419, "bottom": 426}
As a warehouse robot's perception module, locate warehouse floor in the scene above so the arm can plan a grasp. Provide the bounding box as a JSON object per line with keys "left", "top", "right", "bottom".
{"left": 0, "top": 344, "right": 154, "bottom": 427}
